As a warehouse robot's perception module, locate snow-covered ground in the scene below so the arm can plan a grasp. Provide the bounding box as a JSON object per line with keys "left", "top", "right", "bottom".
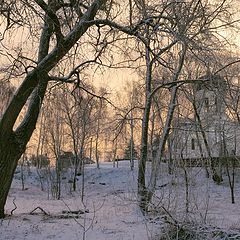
{"left": 1, "top": 160, "right": 240, "bottom": 239}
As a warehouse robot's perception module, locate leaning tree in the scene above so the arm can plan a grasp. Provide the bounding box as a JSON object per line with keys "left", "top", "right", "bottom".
{"left": 0, "top": 0, "right": 115, "bottom": 218}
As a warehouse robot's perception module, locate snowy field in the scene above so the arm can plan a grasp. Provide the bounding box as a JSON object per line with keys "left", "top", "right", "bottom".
{"left": 1, "top": 160, "right": 240, "bottom": 240}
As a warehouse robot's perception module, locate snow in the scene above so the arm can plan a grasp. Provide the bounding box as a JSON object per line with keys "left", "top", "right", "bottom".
{"left": 1, "top": 160, "right": 240, "bottom": 239}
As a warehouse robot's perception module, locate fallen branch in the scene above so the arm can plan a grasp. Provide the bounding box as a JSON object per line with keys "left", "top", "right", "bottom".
{"left": 30, "top": 207, "right": 49, "bottom": 216}
{"left": 62, "top": 210, "right": 89, "bottom": 215}
{"left": 10, "top": 197, "right": 17, "bottom": 215}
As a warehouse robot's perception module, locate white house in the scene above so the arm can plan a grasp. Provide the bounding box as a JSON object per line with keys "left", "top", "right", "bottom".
{"left": 169, "top": 74, "right": 240, "bottom": 161}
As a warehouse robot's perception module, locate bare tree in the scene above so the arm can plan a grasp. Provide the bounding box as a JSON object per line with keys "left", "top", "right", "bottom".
{"left": 95, "top": 99, "right": 102, "bottom": 169}
{"left": 48, "top": 90, "right": 66, "bottom": 199}
{"left": 0, "top": 0, "right": 113, "bottom": 218}
{"left": 133, "top": 0, "right": 238, "bottom": 212}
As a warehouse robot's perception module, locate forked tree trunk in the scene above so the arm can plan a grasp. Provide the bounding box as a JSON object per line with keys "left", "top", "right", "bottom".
{"left": 0, "top": 4, "right": 52, "bottom": 218}
{"left": 0, "top": 0, "right": 106, "bottom": 218}
{"left": 138, "top": 44, "right": 186, "bottom": 213}
{"left": 148, "top": 85, "right": 178, "bottom": 202}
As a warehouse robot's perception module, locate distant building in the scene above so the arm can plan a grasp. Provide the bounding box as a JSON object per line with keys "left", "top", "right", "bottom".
{"left": 168, "top": 74, "right": 240, "bottom": 161}
{"left": 58, "top": 151, "right": 94, "bottom": 170}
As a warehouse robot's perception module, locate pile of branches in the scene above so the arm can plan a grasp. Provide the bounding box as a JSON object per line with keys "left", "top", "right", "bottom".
{"left": 157, "top": 222, "right": 240, "bottom": 240}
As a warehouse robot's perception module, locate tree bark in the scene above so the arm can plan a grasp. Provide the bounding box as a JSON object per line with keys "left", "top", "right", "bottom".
{"left": 0, "top": 138, "right": 23, "bottom": 218}
{"left": 138, "top": 96, "right": 152, "bottom": 212}
{"left": 138, "top": 43, "right": 152, "bottom": 212}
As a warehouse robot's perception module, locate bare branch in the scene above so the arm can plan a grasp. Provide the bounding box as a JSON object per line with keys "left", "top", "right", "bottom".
{"left": 34, "top": 0, "right": 64, "bottom": 45}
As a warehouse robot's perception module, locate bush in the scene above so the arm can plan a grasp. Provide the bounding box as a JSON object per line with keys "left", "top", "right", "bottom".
{"left": 155, "top": 222, "right": 240, "bottom": 240}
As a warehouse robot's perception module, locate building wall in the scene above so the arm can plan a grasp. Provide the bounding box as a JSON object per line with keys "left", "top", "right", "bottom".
{"left": 171, "top": 120, "right": 240, "bottom": 160}
{"left": 170, "top": 76, "right": 240, "bottom": 160}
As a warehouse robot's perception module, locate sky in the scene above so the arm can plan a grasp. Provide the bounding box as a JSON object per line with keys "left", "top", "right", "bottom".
{"left": 0, "top": 0, "right": 240, "bottom": 95}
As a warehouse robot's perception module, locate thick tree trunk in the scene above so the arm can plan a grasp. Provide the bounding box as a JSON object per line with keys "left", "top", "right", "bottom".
{"left": 0, "top": 79, "right": 48, "bottom": 218}
{"left": 0, "top": 136, "right": 23, "bottom": 218}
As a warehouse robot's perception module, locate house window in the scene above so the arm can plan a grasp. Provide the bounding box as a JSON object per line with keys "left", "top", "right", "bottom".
{"left": 191, "top": 138, "right": 195, "bottom": 150}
